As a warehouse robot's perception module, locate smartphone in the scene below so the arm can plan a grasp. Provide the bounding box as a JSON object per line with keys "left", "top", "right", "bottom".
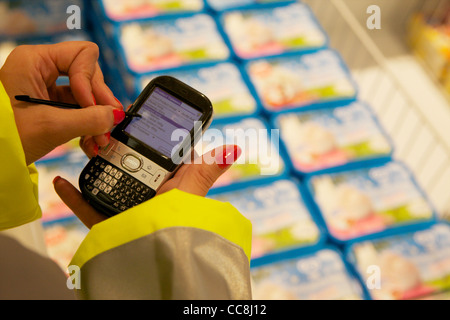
{"left": 79, "top": 76, "right": 213, "bottom": 217}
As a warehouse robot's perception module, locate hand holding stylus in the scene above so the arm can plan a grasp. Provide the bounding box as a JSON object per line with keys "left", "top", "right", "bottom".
{"left": 0, "top": 42, "right": 125, "bottom": 165}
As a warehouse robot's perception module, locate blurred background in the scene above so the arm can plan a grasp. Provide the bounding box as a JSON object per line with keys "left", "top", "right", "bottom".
{"left": 0, "top": 0, "right": 449, "bottom": 300}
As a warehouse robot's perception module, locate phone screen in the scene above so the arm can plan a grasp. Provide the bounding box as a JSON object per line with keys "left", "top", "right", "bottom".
{"left": 125, "top": 87, "right": 203, "bottom": 158}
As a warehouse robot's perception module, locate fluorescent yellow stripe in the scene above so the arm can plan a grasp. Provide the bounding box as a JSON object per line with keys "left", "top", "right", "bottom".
{"left": 0, "top": 81, "right": 41, "bottom": 230}
{"left": 70, "top": 189, "right": 252, "bottom": 268}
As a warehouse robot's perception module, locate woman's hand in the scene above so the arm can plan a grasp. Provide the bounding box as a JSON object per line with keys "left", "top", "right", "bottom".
{"left": 53, "top": 145, "right": 242, "bottom": 229}
{"left": 0, "top": 41, "right": 125, "bottom": 165}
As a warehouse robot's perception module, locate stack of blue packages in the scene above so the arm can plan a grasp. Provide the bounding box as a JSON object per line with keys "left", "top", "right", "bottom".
{"left": 346, "top": 223, "right": 450, "bottom": 300}
{"left": 86, "top": 0, "right": 449, "bottom": 300}
{"left": 4, "top": 0, "right": 443, "bottom": 299}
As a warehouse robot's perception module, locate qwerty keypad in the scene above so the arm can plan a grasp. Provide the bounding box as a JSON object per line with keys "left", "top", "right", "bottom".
{"left": 83, "top": 158, "right": 154, "bottom": 212}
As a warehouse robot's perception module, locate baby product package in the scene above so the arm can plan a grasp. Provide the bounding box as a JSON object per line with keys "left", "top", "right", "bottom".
{"left": 306, "top": 162, "right": 436, "bottom": 244}
{"left": 245, "top": 49, "right": 357, "bottom": 113}
{"left": 274, "top": 102, "right": 393, "bottom": 175}
{"left": 36, "top": 153, "right": 89, "bottom": 223}
{"left": 347, "top": 223, "right": 450, "bottom": 300}
{"left": 197, "top": 118, "right": 286, "bottom": 191}
{"left": 97, "top": 0, "right": 205, "bottom": 22}
{"left": 219, "top": 2, "right": 328, "bottom": 60}
{"left": 137, "top": 63, "right": 259, "bottom": 120}
{"left": 84, "top": 6, "right": 132, "bottom": 103}
{"left": 205, "top": 0, "right": 296, "bottom": 12}
{"left": 0, "top": 0, "right": 85, "bottom": 38}
{"left": 209, "top": 179, "right": 324, "bottom": 262}
{"left": 43, "top": 217, "right": 89, "bottom": 273}
{"left": 114, "top": 13, "right": 230, "bottom": 76}
{"left": 251, "top": 248, "right": 365, "bottom": 300}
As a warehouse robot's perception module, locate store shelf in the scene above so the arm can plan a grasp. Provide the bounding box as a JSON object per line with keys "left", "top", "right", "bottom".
{"left": 305, "top": 0, "right": 450, "bottom": 219}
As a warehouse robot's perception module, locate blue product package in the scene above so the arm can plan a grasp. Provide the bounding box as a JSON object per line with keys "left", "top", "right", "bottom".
{"left": 209, "top": 179, "right": 325, "bottom": 262}
{"left": 244, "top": 49, "right": 358, "bottom": 114}
{"left": 136, "top": 62, "right": 260, "bottom": 120}
{"left": 97, "top": 0, "right": 205, "bottom": 22}
{"left": 273, "top": 101, "right": 394, "bottom": 176}
{"left": 218, "top": 2, "right": 328, "bottom": 60}
{"left": 205, "top": 0, "right": 296, "bottom": 12}
{"left": 251, "top": 247, "right": 365, "bottom": 300}
{"left": 85, "top": 6, "right": 131, "bottom": 103}
{"left": 346, "top": 223, "right": 450, "bottom": 300}
{"left": 113, "top": 13, "right": 230, "bottom": 76}
{"left": 0, "top": 0, "right": 85, "bottom": 38}
{"left": 36, "top": 153, "right": 89, "bottom": 222}
{"left": 198, "top": 117, "right": 287, "bottom": 191}
{"left": 43, "top": 216, "right": 89, "bottom": 272}
{"left": 306, "top": 161, "right": 437, "bottom": 245}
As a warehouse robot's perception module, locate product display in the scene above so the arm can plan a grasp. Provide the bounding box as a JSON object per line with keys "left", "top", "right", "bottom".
{"left": 43, "top": 218, "right": 89, "bottom": 274}
{"left": 36, "top": 154, "right": 90, "bottom": 273}
{"left": 36, "top": 153, "right": 88, "bottom": 222}
{"left": 245, "top": 49, "right": 357, "bottom": 113}
{"left": 251, "top": 248, "right": 364, "bottom": 300}
{"left": 197, "top": 117, "right": 286, "bottom": 191}
{"left": 348, "top": 223, "right": 450, "bottom": 300}
{"left": 275, "top": 102, "right": 393, "bottom": 175}
{"left": 209, "top": 179, "right": 323, "bottom": 261}
{"left": 137, "top": 62, "right": 258, "bottom": 119}
{"left": 99, "top": 0, "right": 205, "bottom": 22}
{"left": 3, "top": 0, "right": 448, "bottom": 300}
{"left": 219, "top": 2, "right": 327, "bottom": 60}
{"left": 115, "top": 14, "right": 230, "bottom": 75}
{"left": 205, "top": 0, "right": 296, "bottom": 12}
{"left": 307, "top": 162, "right": 436, "bottom": 244}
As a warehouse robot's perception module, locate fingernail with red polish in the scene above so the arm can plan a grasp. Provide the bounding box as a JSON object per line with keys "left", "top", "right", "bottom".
{"left": 114, "top": 97, "right": 123, "bottom": 108}
{"left": 113, "top": 109, "right": 125, "bottom": 125}
{"left": 53, "top": 176, "right": 62, "bottom": 184}
{"left": 92, "top": 94, "right": 97, "bottom": 106}
{"left": 93, "top": 144, "right": 99, "bottom": 157}
{"left": 105, "top": 131, "right": 111, "bottom": 142}
{"left": 217, "top": 145, "right": 242, "bottom": 169}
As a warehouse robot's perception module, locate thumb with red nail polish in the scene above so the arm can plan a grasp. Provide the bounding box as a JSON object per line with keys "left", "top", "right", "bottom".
{"left": 216, "top": 145, "right": 242, "bottom": 169}
{"left": 157, "top": 145, "right": 242, "bottom": 198}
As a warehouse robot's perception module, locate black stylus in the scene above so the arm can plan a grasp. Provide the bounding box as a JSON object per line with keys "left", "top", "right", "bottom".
{"left": 15, "top": 95, "right": 142, "bottom": 118}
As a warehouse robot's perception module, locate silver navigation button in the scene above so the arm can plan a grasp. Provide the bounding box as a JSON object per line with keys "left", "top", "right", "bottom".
{"left": 121, "top": 154, "right": 143, "bottom": 172}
